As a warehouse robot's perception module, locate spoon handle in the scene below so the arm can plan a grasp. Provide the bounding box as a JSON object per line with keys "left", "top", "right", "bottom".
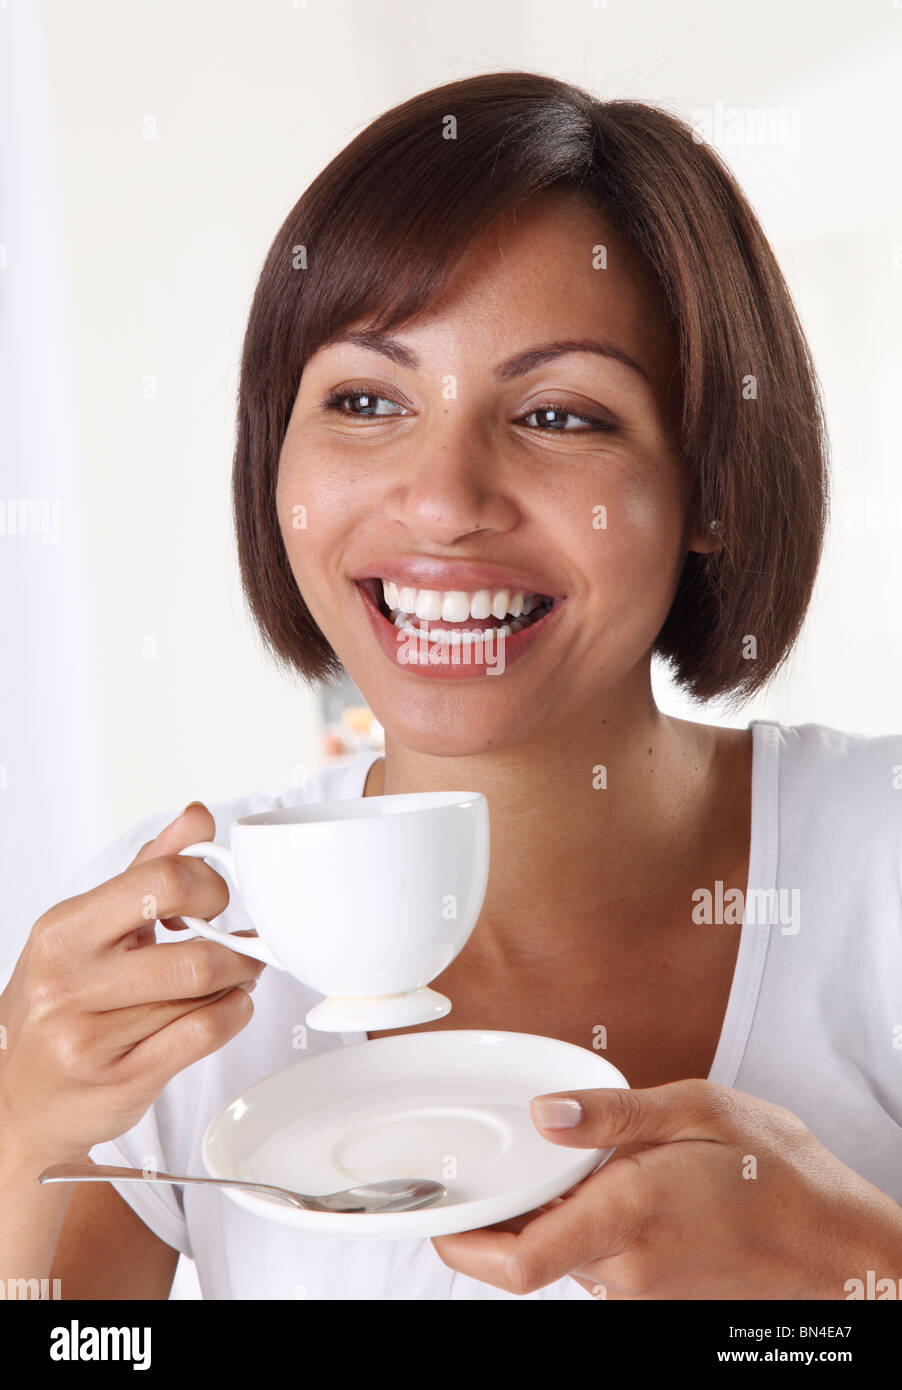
{"left": 39, "top": 1161, "right": 309, "bottom": 1209}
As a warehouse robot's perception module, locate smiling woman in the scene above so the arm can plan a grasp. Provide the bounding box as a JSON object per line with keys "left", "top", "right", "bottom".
{"left": 275, "top": 188, "right": 701, "bottom": 707}
{"left": 234, "top": 71, "right": 827, "bottom": 708}
{"left": 3, "top": 70, "right": 902, "bottom": 1306}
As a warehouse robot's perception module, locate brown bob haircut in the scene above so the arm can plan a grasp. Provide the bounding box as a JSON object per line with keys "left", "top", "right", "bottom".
{"left": 233, "top": 70, "right": 829, "bottom": 705}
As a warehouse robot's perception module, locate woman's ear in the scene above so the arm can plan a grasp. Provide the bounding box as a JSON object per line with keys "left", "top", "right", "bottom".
{"left": 687, "top": 517, "right": 725, "bottom": 555}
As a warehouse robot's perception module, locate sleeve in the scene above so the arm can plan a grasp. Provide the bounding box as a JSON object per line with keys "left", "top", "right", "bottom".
{"left": 2, "top": 805, "right": 196, "bottom": 1256}
{"left": 88, "top": 1110, "right": 194, "bottom": 1258}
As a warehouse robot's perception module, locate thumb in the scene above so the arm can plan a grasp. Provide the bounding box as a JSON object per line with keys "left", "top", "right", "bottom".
{"left": 530, "top": 1079, "right": 737, "bottom": 1149}
{"left": 130, "top": 800, "right": 217, "bottom": 931}
{"left": 131, "top": 801, "right": 216, "bottom": 866}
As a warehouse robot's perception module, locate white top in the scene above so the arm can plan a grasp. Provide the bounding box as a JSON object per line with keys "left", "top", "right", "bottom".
{"left": 5, "top": 719, "right": 902, "bottom": 1299}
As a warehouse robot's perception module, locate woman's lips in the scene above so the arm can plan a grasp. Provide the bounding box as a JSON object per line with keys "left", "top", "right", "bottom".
{"left": 355, "top": 580, "right": 565, "bottom": 681}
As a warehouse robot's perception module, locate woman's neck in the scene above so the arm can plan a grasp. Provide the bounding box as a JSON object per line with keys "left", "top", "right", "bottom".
{"left": 362, "top": 697, "right": 752, "bottom": 975}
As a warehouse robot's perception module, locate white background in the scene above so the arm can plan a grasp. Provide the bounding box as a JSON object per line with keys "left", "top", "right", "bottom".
{"left": 1, "top": 0, "right": 900, "bottom": 1297}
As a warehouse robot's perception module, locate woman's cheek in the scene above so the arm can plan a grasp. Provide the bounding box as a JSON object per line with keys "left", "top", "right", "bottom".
{"left": 276, "top": 461, "right": 343, "bottom": 570}
{"left": 613, "top": 471, "right": 686, "bottom": 574}
{"left": 572, "top": 477, "right": 686, "bottom": 643}
{"left": 274, "top": 478, "right": 325, "bottom": 605}
{"left": 275, "top": 465, "right": 305, "bottom": 550}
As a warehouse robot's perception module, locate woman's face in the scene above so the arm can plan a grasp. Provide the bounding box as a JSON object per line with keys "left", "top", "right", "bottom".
{"left": 276, "top": 189, "right": 711, "bottom": 756}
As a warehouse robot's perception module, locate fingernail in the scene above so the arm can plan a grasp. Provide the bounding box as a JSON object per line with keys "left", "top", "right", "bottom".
{"left": 532, "top": 1097, "right": 583, "bottom": 1129}
{"left": 242, "top": 981, "right": 257, "bottom": 993}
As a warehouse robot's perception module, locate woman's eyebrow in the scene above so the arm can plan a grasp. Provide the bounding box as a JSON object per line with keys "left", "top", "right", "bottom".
{"left": 495, "top": 339, "right": 648, "bottom": 383}
{"left": 323, "top": 330, "right": 648, "bottom": 382}
{"left": 323, "top": 330, "right": 419, "bottom": 370}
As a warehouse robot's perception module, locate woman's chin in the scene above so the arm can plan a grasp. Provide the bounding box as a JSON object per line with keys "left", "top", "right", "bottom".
{"left": 369, "top": 703, "right": 542, "bottom": 762}
{"left": 389, "top": 734, "right": 527, "bottom": 760}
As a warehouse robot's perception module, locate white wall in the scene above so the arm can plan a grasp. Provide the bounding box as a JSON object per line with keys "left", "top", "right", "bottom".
{"left": 0, "top": 0, "right": 104, "bottom": 951}
{"left": 2, "top": 0, "right": 900, "bottom": 1298}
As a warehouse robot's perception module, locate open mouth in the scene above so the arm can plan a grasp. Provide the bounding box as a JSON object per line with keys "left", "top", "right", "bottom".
{"left": 357, "top": 578, "right": 560, "bottom": 643}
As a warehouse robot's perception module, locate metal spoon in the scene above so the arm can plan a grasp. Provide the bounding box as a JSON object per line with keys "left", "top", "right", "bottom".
{"left": 39, "top": 1162, "right": 446, "bottom": 1214}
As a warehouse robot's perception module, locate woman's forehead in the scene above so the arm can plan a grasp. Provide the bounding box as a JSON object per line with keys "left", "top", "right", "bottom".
{"left": 305, "top": 196, "right": 676, "bottom": 402}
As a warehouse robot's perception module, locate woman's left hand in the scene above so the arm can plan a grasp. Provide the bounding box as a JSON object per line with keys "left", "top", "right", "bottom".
{"left": 431, "top": 1080, "right": 902, "bottom": 1299}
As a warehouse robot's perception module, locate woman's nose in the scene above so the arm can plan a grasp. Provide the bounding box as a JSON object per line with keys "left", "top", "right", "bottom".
{"left": 384, "top": 416, "right": 519, "bottom": 544}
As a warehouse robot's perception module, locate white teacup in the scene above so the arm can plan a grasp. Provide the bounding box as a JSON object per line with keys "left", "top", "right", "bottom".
{"left": 177, "top": 790, "right": 490, "bottom": 1032}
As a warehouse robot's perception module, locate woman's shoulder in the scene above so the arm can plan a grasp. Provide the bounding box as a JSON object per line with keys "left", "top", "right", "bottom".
{"left": 754, "top": 718, "right": 902, "bottom": 854}
{"left": 755, "top": 717, "right": 902, "bottom": 786}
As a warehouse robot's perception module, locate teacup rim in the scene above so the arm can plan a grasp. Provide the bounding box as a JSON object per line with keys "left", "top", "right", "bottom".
{"left": 235, "top": 789, "right": 484, "bottom": 828}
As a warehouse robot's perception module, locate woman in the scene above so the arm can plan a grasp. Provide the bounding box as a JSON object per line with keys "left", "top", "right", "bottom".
{"left": 2, "top": 71, "right": 901, "bottom": 1301}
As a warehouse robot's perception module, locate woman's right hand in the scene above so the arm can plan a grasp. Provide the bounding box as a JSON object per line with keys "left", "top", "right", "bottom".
{"left": 0, "top": 803, "right": 266, "bottom": 1171}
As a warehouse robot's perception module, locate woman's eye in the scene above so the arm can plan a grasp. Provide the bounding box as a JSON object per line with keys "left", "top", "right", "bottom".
{"left": 520, "top": 405, "right": 616, "bottom": 433}
{"left": 321, "top": 389, "right": 616, "bottom": 433}
{"left": 323, "top": 388, "right": 406, "bottom": 417}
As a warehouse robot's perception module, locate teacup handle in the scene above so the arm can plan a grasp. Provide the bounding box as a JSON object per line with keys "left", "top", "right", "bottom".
{"left": 176, "top": 842, "right": 283, "bottom": 969}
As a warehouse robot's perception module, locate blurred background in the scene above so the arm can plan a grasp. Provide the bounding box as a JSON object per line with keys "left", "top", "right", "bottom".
{"left": 1, "top": 0, "right": 900, "bottom": 1294}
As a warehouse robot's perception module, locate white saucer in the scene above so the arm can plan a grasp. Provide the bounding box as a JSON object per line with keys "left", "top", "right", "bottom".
{"left": 202, "top": 1030, "right": 629, "bottom": 1238}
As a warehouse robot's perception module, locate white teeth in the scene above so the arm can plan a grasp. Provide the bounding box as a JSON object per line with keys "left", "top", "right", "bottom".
{"left": 441, "top": 591, "right": 471, "bottom": 623}
{"left": 379, "top": 580, "right": 546, "bottom": 622}
{"left": 390, "top": 603, "right": 545, "bottom": 641}
{"left": 469, "top": 589, "right": 492, "bottom": 621}
{"left": 393, "top": 619, "right": 526, "bottom": 642}
{"left": 414, "top": 589, "right": 443, "bottom": 621}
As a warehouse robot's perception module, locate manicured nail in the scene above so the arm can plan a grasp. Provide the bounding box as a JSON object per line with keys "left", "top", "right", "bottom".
{"left": 533, "top": 1097, "right": 583, "bottom": 1128}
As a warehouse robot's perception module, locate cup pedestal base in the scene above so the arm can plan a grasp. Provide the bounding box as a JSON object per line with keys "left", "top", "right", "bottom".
{"left": 305, "top": 987, "right": 452, "bottom": 1033}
